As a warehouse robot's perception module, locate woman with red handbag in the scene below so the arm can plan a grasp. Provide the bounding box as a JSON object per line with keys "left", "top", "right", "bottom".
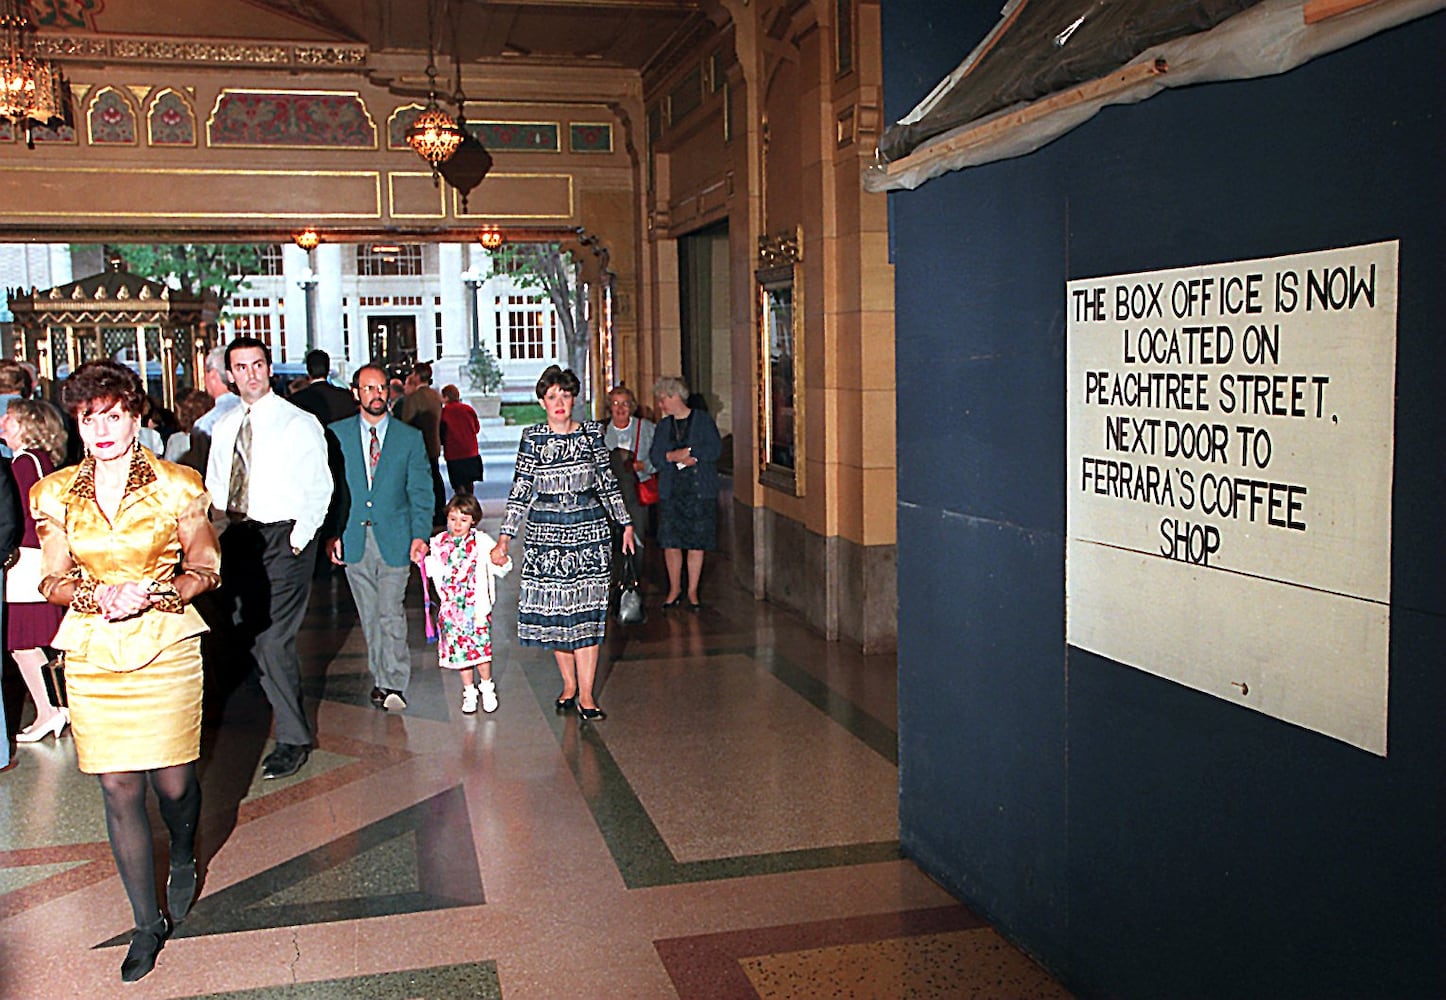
{"left": 602, "top": 384, "right": 657, "bottom": 523}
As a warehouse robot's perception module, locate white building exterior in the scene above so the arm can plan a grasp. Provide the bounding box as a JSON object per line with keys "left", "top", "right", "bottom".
{"left": 0, "top": 243, "right": 81, "bottom": 322}
{"left": 2, "top": 242, "right": 565, "bottom": 402}
{"left": 221, "top": 241, "right": 565, "bottom": 400}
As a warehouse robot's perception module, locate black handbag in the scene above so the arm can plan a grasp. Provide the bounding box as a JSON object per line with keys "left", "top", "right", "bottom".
{"left": 616, "top": 552, "right": 645, "bottom": 625}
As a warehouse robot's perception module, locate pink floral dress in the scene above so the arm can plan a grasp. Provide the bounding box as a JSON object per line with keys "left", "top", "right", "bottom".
{"left": 429, "top": 529, "right": 494, "bottom": 669}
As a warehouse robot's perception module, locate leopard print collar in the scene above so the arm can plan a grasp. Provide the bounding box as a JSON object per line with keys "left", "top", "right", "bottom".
{"left": 65, "top": 444, "right": 158, "bottom": 502}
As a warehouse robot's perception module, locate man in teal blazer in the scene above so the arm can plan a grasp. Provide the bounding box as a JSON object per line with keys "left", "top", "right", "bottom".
{"left": 327, "top": 363, "right": 434, "bottom": 711}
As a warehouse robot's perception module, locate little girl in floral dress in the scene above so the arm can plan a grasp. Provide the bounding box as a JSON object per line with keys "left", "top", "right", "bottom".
{"left": 425, "top": 494, "right": 512, "bottom": 714}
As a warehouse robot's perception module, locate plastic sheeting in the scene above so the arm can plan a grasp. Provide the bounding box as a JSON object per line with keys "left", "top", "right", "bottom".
{"left": 866, "top": 0, "right": 1444, "bottom": 192}
{"left": 880, "top": 0, "right": 1262, "bottom": 163}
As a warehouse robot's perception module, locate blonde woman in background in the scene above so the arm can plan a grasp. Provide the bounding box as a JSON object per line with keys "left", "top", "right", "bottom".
{"left": 1, "top": 398, "right": 71, "bottom": 742}
{"left": 649, "top": 377, "right": 722, "bottom": 611}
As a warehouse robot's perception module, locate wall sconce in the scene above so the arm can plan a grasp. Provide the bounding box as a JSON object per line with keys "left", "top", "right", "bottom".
{"left": 478, "top": 227, "right": 504, "bottom": 249}
{"left": 293, "top": 228, "right": 320, "bottom": 251}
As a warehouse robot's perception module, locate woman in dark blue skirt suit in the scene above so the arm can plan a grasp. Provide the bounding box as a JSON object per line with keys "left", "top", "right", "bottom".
{"left": 649, "top": 376, "right": 722, "bottom": 611}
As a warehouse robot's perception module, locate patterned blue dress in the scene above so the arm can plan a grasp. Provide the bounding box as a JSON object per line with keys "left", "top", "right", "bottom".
{"left": 500, "top": 421, "right": 632, "bottom": 650}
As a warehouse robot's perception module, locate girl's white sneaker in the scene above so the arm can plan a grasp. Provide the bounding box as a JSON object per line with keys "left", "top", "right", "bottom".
{"left": 479, "top": 678, "right": 499, "bottom": 713}
{"left": 461, "top": 685, "right": 479, "bottom": 715}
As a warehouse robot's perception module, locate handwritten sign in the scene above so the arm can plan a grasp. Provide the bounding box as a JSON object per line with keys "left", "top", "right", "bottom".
{"left": 1066, "top": 242, "right": 1397, "bottom": 754}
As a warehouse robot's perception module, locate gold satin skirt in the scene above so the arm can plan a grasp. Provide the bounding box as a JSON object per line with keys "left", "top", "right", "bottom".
{"left": 65, "top": 636, "right": 203, "bottom": 774}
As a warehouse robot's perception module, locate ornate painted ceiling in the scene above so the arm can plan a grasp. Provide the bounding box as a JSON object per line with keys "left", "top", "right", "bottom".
{"left": 23, "top": 0, "right": 716, "bottom": 72}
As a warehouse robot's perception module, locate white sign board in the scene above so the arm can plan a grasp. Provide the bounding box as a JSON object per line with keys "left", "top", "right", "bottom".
{"left": 1065, "top": 242, "right": 1397, "bottom": 755}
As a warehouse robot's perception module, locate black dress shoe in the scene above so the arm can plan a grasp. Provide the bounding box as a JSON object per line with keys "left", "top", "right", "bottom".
{"left": 369, "top": 686, "right": 387, "bottom": 709}
{"left": 167, "top": 859, "right": 198, "bottom": 922}
{"left": 687, "top": 600, "right": 703, "bottom": 613}
{"left": 261, "top": 743, "right": 310, "bottom": 780}
{"left": 120, "top": 915, "right": 170, "bottom": 983}
{"left": 555, "top": 694, "right": 577, "bottom": 714}
{"left": 578, "top": 705, "right": 607, "bottom": 722}
{"left": 662, "top": 597, "right": 683, "bottom": 610}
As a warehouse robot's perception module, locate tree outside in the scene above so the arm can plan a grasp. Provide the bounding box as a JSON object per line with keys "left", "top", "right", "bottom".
{"left": 485, "top": 241, "right": 587, "bottom": 395}
{"left": 108, "top": 243, "right": 265, "bottom": 313}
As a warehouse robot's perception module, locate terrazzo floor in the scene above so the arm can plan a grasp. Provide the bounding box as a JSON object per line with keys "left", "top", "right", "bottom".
{"left": 0, "top": 529, "right": 1072, "bottom": 999}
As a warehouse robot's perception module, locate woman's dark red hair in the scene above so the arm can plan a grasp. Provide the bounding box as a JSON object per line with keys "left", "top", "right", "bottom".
{"left": 60, "top": 360, "right": 146, "bottom": 418}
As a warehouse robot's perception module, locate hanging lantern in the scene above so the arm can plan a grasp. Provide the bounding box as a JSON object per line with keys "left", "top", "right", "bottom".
{"left": 404, "top": 0, "right": 462, "bottom": 181}
{"left": 0, "top": 0, "right": 70, "bottom": 146}
{"left": 406, "top": 103, "right": 463, "bottom": 173}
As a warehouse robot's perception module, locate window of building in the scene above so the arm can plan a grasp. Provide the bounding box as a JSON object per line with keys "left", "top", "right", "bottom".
{"left": 221, "top": 296, "right": 277, "bottom": 349}
{"left": 259, "top": 244, "right": 285, "bottom": 276}
{"left": 490, "top": 252, "right": 532, "bottom": 278}
{"left": 357, "top": 244, "right": 424, "bottom": 276}
{"left": 358, "top": 295, "right": 422, "bottom": 307}
{"left": 342, "top": 302, "right": 350, "bottom": 358}
{"left": 433, "top": 309, "right": 444, "bottom": 360}
{"left": 494, "top": 293, "right": 555, "bottom": 361}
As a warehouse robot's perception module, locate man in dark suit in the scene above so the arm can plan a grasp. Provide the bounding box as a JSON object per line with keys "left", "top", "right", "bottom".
{"left": 0, "top": 457, "right": 23, "bottom": 769}
{"left": 290, "top": 351, "right": 356, "bottom": 576}
{"left": 397, "top": 361, "right": 447, "bottom": 526}
{"left": 326, "top": 364, "right": 433, "bottom": 711}
{"left": 289, "top": 350, "right": 358, "bottom": 426}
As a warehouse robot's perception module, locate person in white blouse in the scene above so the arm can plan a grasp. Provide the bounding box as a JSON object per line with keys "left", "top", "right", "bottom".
{"left": 204, "top": 337, "right": 333, "bottom": 781}
{"left": 602, "top": 384, "right": 656, "bottom": 537}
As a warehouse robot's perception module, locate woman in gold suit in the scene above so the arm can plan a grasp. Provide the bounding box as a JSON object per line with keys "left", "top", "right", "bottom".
{"left": 32, "top": 360, "right": 221, "bottom": 983}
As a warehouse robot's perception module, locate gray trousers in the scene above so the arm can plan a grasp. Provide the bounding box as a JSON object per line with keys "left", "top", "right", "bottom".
{"left": 344, "top": 529, "right": 413, "bottom": 693}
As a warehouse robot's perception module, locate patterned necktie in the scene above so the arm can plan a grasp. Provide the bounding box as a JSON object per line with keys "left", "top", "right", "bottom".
{"left": 227, "top": 410, "right": 252, "bottom": 516}
{"left": 368, "top": 426, "right": 380, "bottom": 484}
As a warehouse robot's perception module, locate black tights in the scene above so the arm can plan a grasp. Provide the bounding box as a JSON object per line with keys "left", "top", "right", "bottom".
{"left": 97, "top": 762, "right": 200, "bottom": 928}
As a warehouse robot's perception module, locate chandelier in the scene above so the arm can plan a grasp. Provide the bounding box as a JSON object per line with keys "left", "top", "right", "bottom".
{"left": 404, "top": 0, "right": 463, "bottom": 180}
{"left": 433, "top": 2, "right": 492, "bottom": 213}
{"left": 0, "top": 0, "right": 70, "bottom": 147}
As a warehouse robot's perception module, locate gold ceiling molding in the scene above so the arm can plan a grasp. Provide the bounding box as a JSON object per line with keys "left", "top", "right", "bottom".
{"left": 0, "top": 166, "right": 383, "bottom": 220}
{"left": 127, "top": 85, "right": 152, "bottom": 104}
{"left": 31, "top": 33, "right": 368, "bottom": 70}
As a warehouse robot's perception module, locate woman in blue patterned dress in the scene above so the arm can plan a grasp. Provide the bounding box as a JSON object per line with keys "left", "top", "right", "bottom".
{"left": 490, "top": 366, "right": 635, "bottom": 721}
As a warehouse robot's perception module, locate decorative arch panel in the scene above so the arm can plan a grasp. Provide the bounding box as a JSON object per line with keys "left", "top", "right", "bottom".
{"left": 147, "top": 88, "right": 197, "bottom": 146}
{"left": 87, "top": 86, "right": 139, "bottom": 145}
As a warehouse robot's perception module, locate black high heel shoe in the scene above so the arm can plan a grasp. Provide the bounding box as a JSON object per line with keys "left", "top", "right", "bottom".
{"left": 662, "top": 596, "right": 683, "bottom": 610}
{"left": 168, "top": 859, "right": 198, "bottom": 923}
{"left": 555, "top": 694, "right": 577, "bottom": 714}
{"left": 578, "top": 705, "right": 607, "bottom": 722}
{"left": 120, "top": 914, "right": 171, "bottom": 983}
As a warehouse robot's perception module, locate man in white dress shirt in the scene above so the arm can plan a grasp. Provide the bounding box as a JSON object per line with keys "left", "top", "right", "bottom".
{"left": 205, "top": 337, "right": 333, "bottom": 780}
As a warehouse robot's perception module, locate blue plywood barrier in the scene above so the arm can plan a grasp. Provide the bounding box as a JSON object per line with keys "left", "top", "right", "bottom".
{"left": 886, "top": 7, "right": 1444, "bottom": 997}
